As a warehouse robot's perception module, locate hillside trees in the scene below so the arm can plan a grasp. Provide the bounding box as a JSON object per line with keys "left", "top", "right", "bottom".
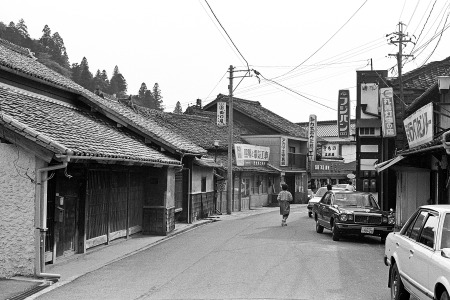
{"left": 173, "top": 101, "right": 183, "bottom": 114}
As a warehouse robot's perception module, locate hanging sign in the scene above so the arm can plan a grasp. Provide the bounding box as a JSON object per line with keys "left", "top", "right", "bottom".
{"left": 380, "top": 88, "right": 397, "bottom": 137}
{"left": 307, "top": 115, "right": 317, "bottom": 161}
{"left": 280, "top": 137, "right": 287, "bottom": 166}
{"left": 338, "top": 90, "right": 350, "bottom": 138}
{"left": 217, "top": 102, "right": 226, "bottom": 126}
{"left": 403, "top": 102, "right": 433, "bottom": 148}
{"left": 234, "top": 144, "right": 270, "bottom": 167}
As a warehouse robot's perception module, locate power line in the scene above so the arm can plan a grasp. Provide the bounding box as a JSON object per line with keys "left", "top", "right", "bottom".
{"left": 273, "top": 0, "right": 368, "bottom": 80}
{"left": 204, "top": 0, "right": 249, "bottom": 70}
{"left": 253, "top": 69, "right": 337, "bottom": 111}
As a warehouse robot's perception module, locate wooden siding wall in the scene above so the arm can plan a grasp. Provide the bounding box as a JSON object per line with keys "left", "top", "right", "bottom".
{"left": 190, "top": 192, "right": 215, "bottom": 222}
{"left": 86, "top": 170, "right": 145, "bottom": 248}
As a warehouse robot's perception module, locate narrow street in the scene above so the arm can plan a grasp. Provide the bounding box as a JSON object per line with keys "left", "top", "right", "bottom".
{"left": 35, "top": 205, "right": 390, "bottom": 300}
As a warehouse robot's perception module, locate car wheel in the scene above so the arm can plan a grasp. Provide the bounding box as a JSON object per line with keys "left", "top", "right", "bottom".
{"left": 390, "top": 262, "right": 409, "bottom": 300}
{"left": 440, "top": 290, "right": 449, "bottom": 300}
{"left": 331, "top": 222, "right": 340, "bottom": 241}
{"left": 315, "top": 218, "right": 324, "bottom": 233}
{"left": 308, "top": 211, "right": 312, "bottom": 218}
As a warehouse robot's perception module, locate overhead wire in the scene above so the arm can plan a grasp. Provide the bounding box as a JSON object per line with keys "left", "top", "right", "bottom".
{"left": 272, "top": 0, "right": 368, "bottom": 80}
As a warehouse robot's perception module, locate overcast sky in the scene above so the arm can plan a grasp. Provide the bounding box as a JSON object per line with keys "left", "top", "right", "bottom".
{"left": 2, "top": 1, "right": 450, "bottom": 123}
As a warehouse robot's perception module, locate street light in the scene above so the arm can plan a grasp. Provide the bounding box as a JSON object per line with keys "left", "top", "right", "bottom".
{"left": 438, "top": 76, "right": 450, "bottom": 94}
{"left": 214, "top": 140, "right": 220, "bottom": 162}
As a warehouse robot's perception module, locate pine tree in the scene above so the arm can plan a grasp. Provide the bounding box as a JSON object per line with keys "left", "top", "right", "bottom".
{"left": 173, "top": 101, "right": 183, "bottom": 114}
{"left": 93, "top": 69, "right": 110, "bottom": 93}
{"left": 51, "top": 32, "right": 70, "bottom": 68}
{"left": 78, "top": 57, "right": 94, "bottom": 91}
{"left": 138, "top": 82, "right": 147, "bottom": 100}
{"left": 144, "top": 90, "right": 155, "bottom": 109}
{"left": 16, "top": 19, "right": 29, "bottom": 38}
{"left": 110, "top": 65, "right": 127, "bottom": 96}
{"left": 152, "top": 83, "right": 164, "bottom": 111}
{"left": 40, "top": 25, "right": 52, "bottom": 49}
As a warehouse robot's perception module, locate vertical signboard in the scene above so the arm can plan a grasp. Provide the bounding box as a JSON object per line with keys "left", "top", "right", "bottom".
{"left": 217, "top": 102, "right": 226, "bottom": 126}
{"left": 380, "top": 87, "right": 397, "bottom": 137}
{"left": 280, "top": 137, "right": 287, "bottom": 166}
{"left": 307, "top": 115, "right": 317, "bottom": 161}
{"left": 338, "top": 90, "right": 350, "bottom": 138}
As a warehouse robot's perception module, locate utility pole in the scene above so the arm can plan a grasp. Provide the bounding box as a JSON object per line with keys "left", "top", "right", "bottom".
{"left": 388, "top": 22, "right": 414, "bottom": 118}
{"left": 227, "top": 65, "right": 234, "bottom": 215}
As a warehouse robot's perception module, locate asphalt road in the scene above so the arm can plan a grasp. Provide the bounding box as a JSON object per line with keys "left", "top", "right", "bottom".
{"left": 36, "top": 205, "right": 392, "bottom": 300}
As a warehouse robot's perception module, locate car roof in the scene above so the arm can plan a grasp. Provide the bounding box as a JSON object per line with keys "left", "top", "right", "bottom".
{"left": 420, "top": 205, "right": 450, "bottom": 213}
{"left": 331, "top": 190, "right": 370, "bottom": 195}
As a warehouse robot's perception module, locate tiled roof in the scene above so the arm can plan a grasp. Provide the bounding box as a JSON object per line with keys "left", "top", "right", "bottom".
{"left": 0, "top": 39, "right": 204, "bottom": 155}
{"left": 297, "top": 120, "right": 356, "bottom": 139}
{"left": 0, "top": 84, "right": 180, "bottom": 165}
{"left": 127, "top": 105, "right": 255, "bottom": 151}
{"left": 204, "top": 94, "right": 307, "bottom": 138}
{"left": 391, "top": 56, "right": 450, "bottom": 90}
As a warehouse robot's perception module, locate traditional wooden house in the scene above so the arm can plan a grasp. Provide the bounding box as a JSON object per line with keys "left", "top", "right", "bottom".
{"left": 0, "top": 39, "right": 205, "bottom": 278}
{"left": 199, "top": 95, "right": 309, "bottom": 205}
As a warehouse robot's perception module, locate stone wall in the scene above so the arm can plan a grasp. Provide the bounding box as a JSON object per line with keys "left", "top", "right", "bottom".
{"left": 0, "top": 144, "right": 36, "bottom": 278}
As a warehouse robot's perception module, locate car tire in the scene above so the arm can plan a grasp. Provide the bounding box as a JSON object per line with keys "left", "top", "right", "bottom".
{"left": 390, "top": 262, "right": 409, "bottom": 300}
{"left": 308, "top": 211, "right": 312, "bottom": 218}
{"left": 440, "top": 290, "right": 449, "bottom": 300}
{"left": 315, "top": 218, "right": 324, "bottom": 233}
{"left": 331, "top": 222, "right": 340, "bottom": 241}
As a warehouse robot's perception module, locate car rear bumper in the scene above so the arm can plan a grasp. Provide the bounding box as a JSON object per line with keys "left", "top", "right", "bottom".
{"left": 335, "top": 223, "right": 394, "bottom": 236}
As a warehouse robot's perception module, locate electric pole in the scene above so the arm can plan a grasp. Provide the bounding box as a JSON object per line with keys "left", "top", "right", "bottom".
{"left": 387, "top": 22, "right": 414, "bottom": 118}
{"left": 227, "top": 65, "right": 233, "bottom": 215}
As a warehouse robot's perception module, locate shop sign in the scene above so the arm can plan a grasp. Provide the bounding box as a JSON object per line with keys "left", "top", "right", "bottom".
{"left": 280, "top": 137, "right": 287, "bottom": 166}
{"left": 310, "top": 161, "right": 344, "bottom": 174}
{"left": 380, "top": 88, "right": 396, "bottom": 137}
{"left": 338, "top": 90, "right": 350, "bottom": 138}
{"left": 361, "top": 83, "right": 379, "bottom": 118}
{"left": 308, "top": 115, "right": 317, "bottom": 161}
{"left": 217, "top": 102, "right": 226, "bottom": 126}
{"left": 403, "top": 102, "right": 433, "bottom": 148}
{"left": 234, "top": 144, "right": 270, "bottom": 167}
{"left": 322, "top": 143, "right": 338, "bottom": 158}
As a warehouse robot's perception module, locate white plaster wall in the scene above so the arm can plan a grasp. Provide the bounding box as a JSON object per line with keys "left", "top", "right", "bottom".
{"left": 191, "top": 166, "right": 214, "bottom": 193}
{"left": 0, "top": 143, "right": 36, "bottom": 278}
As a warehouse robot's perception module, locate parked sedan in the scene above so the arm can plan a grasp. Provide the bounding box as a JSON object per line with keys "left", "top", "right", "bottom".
{"left": 313, "top": 190, "right": 395, "bottom": 241}
{"left": 307, "top": 186, "right": 346, "bottom": 218}
{"left": 384, "top": 205, "right": 450, "bottom": 300}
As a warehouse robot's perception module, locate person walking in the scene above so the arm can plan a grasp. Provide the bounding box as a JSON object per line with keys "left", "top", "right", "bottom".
{"left": 278, "top": 183, "right": 293, "bottom": 226}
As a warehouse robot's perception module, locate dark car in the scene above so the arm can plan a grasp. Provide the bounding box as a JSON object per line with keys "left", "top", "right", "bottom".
{"left": 312, "top": 190, "right": 395, "bottom": 242}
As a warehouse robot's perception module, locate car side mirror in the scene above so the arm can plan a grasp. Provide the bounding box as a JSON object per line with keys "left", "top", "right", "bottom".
{"left": 441, "top": 248, "right": 450, "bottom": 258}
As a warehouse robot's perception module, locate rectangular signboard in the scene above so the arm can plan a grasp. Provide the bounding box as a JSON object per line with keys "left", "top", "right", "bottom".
{"left": 338, "top": 90, "right": 350, "bottom": 138}
{"left": 217, "top": 102, "right": 226, "bottom": 126}
{"left": 380, "top": 87, "right": 397, "bottom": 137}
{"left": 322, "top": 143, "right": 339, "bottom": 158}
{"left": 403, "top": 102, "right": 433, "bottom": 148}
{"left": 234, "top": 144, "right": 270, "bottom": 167}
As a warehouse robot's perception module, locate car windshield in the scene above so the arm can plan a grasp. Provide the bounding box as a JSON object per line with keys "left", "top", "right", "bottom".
{"left": 315, "top": 187, "right": 328, "bottom": 197}
{"left": 333, "top": 193, "right": 379, "bottom": 208}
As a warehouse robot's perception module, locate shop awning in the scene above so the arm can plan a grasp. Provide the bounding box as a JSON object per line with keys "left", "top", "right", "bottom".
{"left": 374, "top": 155, "right": 405, "bottom": 173}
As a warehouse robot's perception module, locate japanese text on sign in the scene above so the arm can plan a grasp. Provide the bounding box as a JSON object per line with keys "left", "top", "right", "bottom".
{"left": 338, "top": 90, "right": 350, "bottom": 138}
{"left": 380, "top": 88, "right": 397, "bottom": 137}
{"left": 280, "top": 137, "right": 287, "bottom": 166}
{"left": 307, "top": 115, "right": 317, "bottom": 161}
{"left": 235, "top": 144, "right": 270, "bottom": 167}
{"left": 217, "top": 102, "right": 226, "bottom": 126}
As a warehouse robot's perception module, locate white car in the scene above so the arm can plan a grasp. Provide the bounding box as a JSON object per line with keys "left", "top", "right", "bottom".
{"left": 384, "top": 205, "right": 450, "bottom": 300}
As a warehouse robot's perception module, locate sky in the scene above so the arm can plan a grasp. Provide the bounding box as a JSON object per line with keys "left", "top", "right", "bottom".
{"left": 2, "top": 0, "right": 450, "bottom": 123}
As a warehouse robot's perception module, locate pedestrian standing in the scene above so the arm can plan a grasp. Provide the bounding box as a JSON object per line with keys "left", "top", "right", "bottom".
{"left": 278, "top": 183, "right": 293, "bottom": 226}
